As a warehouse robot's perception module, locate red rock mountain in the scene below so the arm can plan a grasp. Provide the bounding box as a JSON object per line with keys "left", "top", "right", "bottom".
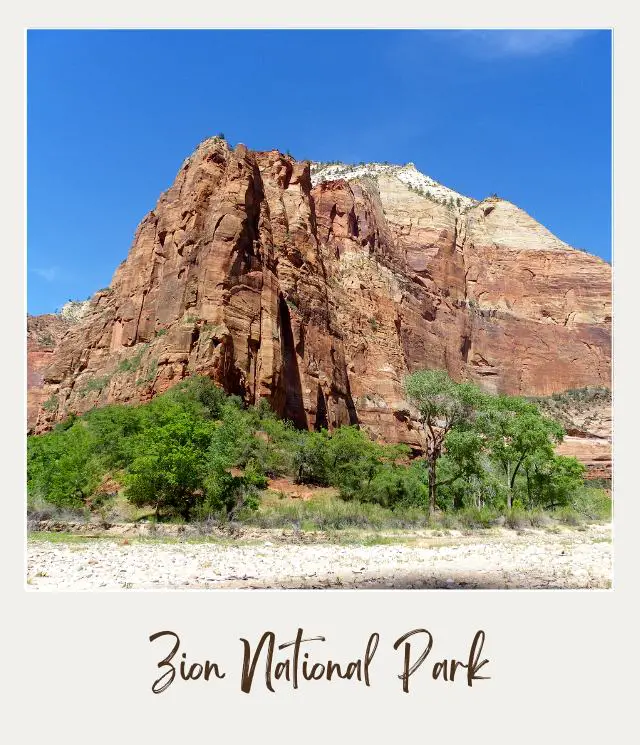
{"left": 28, "top": 137, "right": 611, "bottom": 460}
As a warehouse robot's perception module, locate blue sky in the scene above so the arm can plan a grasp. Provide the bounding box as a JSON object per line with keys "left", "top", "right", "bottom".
{"left": 27, "top": 30, "right": 611, "bottom": 315}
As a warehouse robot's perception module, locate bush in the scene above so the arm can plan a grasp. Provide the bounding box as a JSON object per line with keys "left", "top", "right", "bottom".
{"left": 242, "top": 497, "right": 431, "bottom": 531}
{"left": 554, "top": 507, "right": 584, "bottom": 526}
{"left": 84, "top": 404, "right": 143, "bottom": 469}
{"left": 293, "top": 430, "right": 330, "bottom": 485}
{"left": 165, "top": 376, "right": 227, "bottom": 420}
{"left": 42, "top": 395, "right": 58, "bottom": 412}
{"left": 117, "top": 344, "right": 148, "bottom": 373}
{"left": 27, "top": 492, "right": 89, "bottom": 524}
{"left": 570, "top": 487, "right": 612, "bottom": 521}
{"left": 197, "top": 466, "right": 262, "bottom": 521}
{"left": 27, "top": 422, "right": 102, "bottom": 509}
{"left": 455, "top": 506, "right": 499, "bottom": 529}
{"left": 124, "top": 410, "right": 214, "bottom": 520}
{"left": 504, "top": 506, "right": 530, "bottom": 530}
{"left": 80, "top": 375, "right": 111, "bottom": 395}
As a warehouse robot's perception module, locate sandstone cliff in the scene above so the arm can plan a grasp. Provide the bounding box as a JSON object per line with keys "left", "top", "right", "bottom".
{"left": 28, "top": 137, "right": 611, "bottom": 464}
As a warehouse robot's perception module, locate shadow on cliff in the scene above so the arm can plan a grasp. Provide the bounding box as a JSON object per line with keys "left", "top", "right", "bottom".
{"left": 278, "top": 295, "right": 308, "bottom": 429}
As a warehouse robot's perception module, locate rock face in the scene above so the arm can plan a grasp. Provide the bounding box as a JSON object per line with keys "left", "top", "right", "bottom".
{"left": 27, "top": 313, "right": 76, "bottom": 430}
{"left": 28, "top": 138, "right": 611, "bottom": 460}
{"left": 534, "top": 391, "right": 612, "bottom": 480}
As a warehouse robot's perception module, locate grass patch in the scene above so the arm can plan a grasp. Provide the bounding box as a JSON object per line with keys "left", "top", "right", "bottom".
{"left": 454, "top": 506, "right": 498, "bottom": 529}
{"left": 117, "top": 344, "right": 148, "bottom": 373}
{"left": 80, "top": 375, "right": 111, "bottom": 396}
{"left": 136, "top": 359, "right": 159, "bottom": 386}
{"left": 28, "top": 532, "right": 98, "bottom": 544}
{"left": 570, "top": 486, "right": 612, "bottom": 521}
{"left": 42, "top": 395, "right": 58, "bottom": 412}
{"left": 27, "top": 531, "right": 261, "bottom": 547}
{"left": 241, "top": 496, "right": 432, "bottom": 531}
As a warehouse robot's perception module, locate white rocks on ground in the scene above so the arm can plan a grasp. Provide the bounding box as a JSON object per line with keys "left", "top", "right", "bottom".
{"left": 26, "top": 525, "right": 612, "bottom": 591}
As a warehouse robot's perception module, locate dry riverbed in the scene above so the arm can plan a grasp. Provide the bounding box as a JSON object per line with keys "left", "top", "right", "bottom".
{"left": 26, "top": 523, "right": 612, "bottom": 590}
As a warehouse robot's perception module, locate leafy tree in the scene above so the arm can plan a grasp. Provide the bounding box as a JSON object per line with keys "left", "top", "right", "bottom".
{"left": 164, "top": 376, "right": 227, "bottom": 420}
{"left": 404, "top": 370, "right": 487, "bottom": 514}
{"left": 28, "top": 423, "right": 101, "bottom": 509}
{"left": 124, "top": 411, "right": 214, "bottom": 520}
{"left": 481, "top": 396, "right": 564, "bottom": 508}
{"left": 293, "top": 430, "right": 331, "bottom": 484}
{"left": 292, "top": 425, "right": 408, "bottom": 499}
{"left": 433, "top": 429, "right": 486, "bottom": 509}
{"left": 359, "top": 461, "right": 429, "bottom": 509}
{"left": 84, "top": 404, "right": 143, "bottom": 469}
{"left": 201, "top": 463, "right": 265, "bottom": 520}
{"left": 523, "top": 454, "right": 585, "bottom": 510}
{"left": 250, "top": 409, "right": 299, "bottom": 477}
{"left": 207, "top": 401, "right": 261, "bottom": 470}
{"left": 323, "top": 426, "right": 393, "bottom": 497}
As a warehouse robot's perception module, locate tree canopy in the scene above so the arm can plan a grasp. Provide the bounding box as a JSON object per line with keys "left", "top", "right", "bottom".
{"left": 27, "top": 371, "right": 592, "bottom": 523}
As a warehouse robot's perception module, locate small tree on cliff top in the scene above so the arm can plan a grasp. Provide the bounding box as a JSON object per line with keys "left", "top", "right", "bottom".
{"left": 404, "top": 370, "right": 486, "bottom": 515}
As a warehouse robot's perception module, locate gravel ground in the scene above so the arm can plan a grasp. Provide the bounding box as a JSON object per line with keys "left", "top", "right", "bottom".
{"left": 26, "top": 524, "right": 612, "bottom": 590}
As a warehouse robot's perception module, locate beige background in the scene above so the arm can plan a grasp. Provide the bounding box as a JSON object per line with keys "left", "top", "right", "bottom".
{"left": 3, "top": 3, "right": 637, "bottom": 742}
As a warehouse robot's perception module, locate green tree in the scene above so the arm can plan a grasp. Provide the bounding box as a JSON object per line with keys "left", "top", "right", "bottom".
{"left": 202, "top": 463, "right": 264, "bottom": 520}
{"left": 207, "top": 400, "right": 260, "bottom": 470}
{"left": 482, "top": 396, "right": 564, "bottom": 508}
{"left": 323, "top": 426, "right": 392, "bottom": 497}
{"left": 164, "top": 375, "right": 227, "bottom": 420}
{"left": 124, "top": 410, "right": 214, "bottom": 520}
{"left": 434, "top": 428, "right": 485, "bottom": 508}
{"left": 359, "top": 461, "right": 429, "bottom": 509}
{"left": 27, "top": 423, "right": 101, "bottom": 509}
{"left": 404, "top": 370, "right": 486, "bottom": 515}
{"left": 523, "top": 454, "right": 585, "bottom": 510}
{"left": 84, "top": 404, "right": 142, "bottom": 469}
{"left": 293, "top": 430, "right": 331, "bottom": 484}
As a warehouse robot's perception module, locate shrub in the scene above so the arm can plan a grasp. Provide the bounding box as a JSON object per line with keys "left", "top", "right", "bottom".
{"left": 83, "top": 404, "right": 143, "bottom": 469}
{"left": 42, "top": 395, "right": 58, "bottom": 412}
{"left": 80, "top": 375, "right": 111, "bottom": 395}
{"left": 293, "top": 430, "right": 330, "bottom": 485}
{"left": 124, "top": 410, "right": 214, "bottom": 520}
{"left": 54, "top": 413, "right": 78, "bottom": 431}
{"left": 27, "top": 423, "right": 102, "bottom": 509}
{"left": 137, "top": 359, "right": 158, "bottom": 385}
{"left": 198, "top": 465, "right": 263, "bottom": 520}
{"left": 117, "top": 344, "right": 148, "bottom": 373}
{"left": 165, "top": 376, "right": 227, "bottom": 420}
{"left": 570, "top": 487, "right": 612, "bottom": 521}
{"left": 455, "top": 506, "right": 499, "bottom": 529}
{"left": 554, "top": 507, "right": 584, "bottom": 526}
{"left": 504, "top": 506, "right": 530, "bottom": 530}
{"left": 242, "top": 497, "right": 431, "bottom": 531}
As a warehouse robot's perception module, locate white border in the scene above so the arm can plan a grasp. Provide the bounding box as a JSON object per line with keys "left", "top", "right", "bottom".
{"left": 3, "top": 4, "right": 638, "bottom": 742}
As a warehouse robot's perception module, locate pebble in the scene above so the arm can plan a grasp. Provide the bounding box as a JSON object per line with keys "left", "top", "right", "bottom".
{"left": 26, "top": 525, "right": 612, "bottom": 591}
